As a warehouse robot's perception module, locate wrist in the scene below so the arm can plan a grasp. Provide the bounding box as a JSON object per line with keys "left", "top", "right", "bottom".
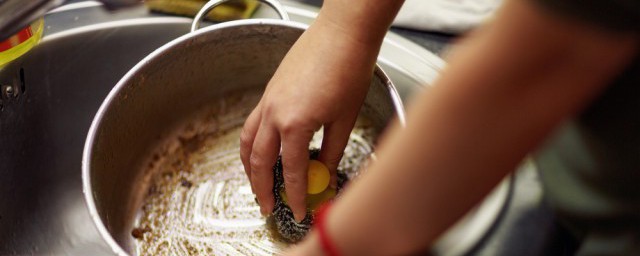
{"left": 315, "top": 0, "right": 404, "bottom": 48}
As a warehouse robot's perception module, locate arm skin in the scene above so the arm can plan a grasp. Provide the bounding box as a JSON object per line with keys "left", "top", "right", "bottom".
{"left": 287, "top": 0, "right": 639, "bottom": 255}
{"left": 240, "top": 0, "right": 405, "bottom": 220}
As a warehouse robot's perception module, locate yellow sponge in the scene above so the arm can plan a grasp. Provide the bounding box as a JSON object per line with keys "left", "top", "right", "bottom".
{"left": 146, "top": 0, "right": 260, "bottom": 22}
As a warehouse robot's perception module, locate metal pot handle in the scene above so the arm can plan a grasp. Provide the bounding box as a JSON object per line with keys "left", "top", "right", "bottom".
{"left": 191, "top": 0, "right": 291, "bottom": 32}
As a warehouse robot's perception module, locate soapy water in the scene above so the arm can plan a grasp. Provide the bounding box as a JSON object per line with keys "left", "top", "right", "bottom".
{"left": 132, "top": 91, "right": 380, "bottom": 255}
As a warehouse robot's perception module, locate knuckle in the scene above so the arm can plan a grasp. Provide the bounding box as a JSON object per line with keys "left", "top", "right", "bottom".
{"left": 239, "top": 129, "right": 253, "bottom": 150}
{"left": 284, "top": 148, "right": 307, "bottom": 161}
{"left": 249, "top": 154, "right": 267, "bottom": 172}
{"left": 279, "top": 116, "right": 309, "bottom": 135}
{"left": 282, "top": 170, "right": 303, "bottom": 185}
{"left": 261, "top": 102, "right": 277, "bottom": 116}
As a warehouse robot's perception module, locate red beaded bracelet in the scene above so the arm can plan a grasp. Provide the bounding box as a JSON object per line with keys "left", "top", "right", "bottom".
{"left": 315, "top": 202, "right": 341, "bottom": 256}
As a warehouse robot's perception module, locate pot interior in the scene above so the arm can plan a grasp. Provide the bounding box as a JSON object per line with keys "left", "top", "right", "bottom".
{"left": 86, "top": 20, "right": 402, "bottom": 255}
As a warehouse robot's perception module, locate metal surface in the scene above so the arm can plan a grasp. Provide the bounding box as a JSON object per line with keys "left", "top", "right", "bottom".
{"left": 192, "top": 0, "right": 291, "bottom": 32}
{"left": 84, "top": 20, "right": 403, "bottom": 255}
{"left": 0, "top": 1, "right": 510, "bottom": 255}
{"left": 0, "top": 17, "right": 190, "bottom": 256}
{"left": 0, "top": 0, "right": 140, "bottom": 40}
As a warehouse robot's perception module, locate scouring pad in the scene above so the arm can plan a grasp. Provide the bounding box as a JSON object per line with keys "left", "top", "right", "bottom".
{"left": 270, "top": 149, "right": 348, "bottom": 242}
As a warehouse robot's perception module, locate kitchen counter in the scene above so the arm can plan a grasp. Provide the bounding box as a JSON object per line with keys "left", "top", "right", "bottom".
{"left": 294, "top": 0, "right": 455, "bottom": 57}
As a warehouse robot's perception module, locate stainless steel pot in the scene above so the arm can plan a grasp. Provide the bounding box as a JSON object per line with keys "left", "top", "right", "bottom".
{"left": 82, "top": 0, "right": 405, "bottom": 255}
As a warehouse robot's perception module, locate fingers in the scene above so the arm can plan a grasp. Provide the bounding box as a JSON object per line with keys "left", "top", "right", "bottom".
{"left": 240, "top": 106, "right": 262, "bottom": 183}
{"left": 318, "top": 120, "right": 355, "bottom": 188}
{"left": 281, "top": 128, "right": 314, "bottom": 222}
{"left": 250, "top": 124, "right": 280, "bottom": 216}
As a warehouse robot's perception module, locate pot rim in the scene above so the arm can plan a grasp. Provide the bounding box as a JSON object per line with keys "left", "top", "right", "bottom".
{"left": 82, "top": 18, "right": 405, "bottom": 256}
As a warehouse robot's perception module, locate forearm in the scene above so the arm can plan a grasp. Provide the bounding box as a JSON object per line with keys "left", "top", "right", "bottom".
{"left": 305, "top": 0, "right": 638, "bottom": 255}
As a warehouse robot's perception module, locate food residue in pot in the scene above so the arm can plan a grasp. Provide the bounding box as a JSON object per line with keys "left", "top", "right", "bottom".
{"left": 131, "top": 90, "right": 379, "bottom": 255}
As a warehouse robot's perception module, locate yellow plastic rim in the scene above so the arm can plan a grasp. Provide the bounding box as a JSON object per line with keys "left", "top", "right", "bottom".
{"left": 0, "top": 19, "right": 44, "bottom": 67}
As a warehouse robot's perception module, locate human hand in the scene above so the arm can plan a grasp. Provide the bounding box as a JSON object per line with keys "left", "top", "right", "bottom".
{"left": 239, "top": 18, "right": 381, "bottom": 222}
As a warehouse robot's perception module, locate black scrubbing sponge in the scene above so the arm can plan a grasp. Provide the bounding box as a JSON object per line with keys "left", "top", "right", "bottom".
{"left": 270, "top": 149, "right": 348, "bottom": 242}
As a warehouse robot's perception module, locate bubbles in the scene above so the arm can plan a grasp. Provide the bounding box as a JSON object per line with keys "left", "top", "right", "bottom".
{"left": 133, "top": 90, "right": 378, "bottom": 255}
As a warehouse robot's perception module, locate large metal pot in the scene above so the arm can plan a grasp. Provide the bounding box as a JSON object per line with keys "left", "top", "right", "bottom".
{"left": 82, "top": 0, "right": 405, "bottom": 255}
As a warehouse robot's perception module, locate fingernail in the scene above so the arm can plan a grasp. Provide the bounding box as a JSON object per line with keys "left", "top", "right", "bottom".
{"left": 294, "top": 211, "right": 305, "bottom": 223}
{"left": 261, "top": 204, "right": 274, "bottom": 217}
